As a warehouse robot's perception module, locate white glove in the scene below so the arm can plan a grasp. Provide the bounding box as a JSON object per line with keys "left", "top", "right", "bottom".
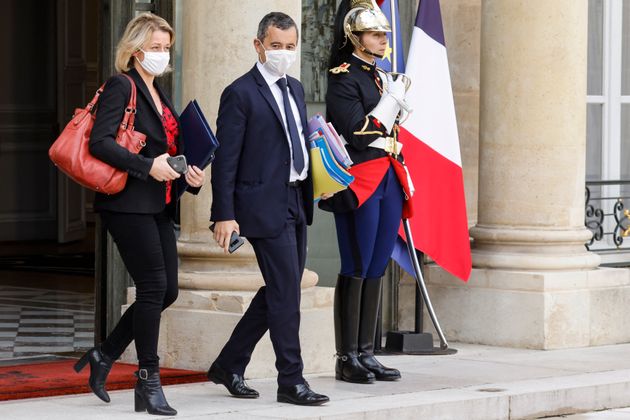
{"left": 369, "top": 73, "right": 412, "bottom": 133}
{"left": 385, "top": 73, "right": 406, "bottom": 102}
{"left": 385, "top": 73, "right": 412, "bottom": 115}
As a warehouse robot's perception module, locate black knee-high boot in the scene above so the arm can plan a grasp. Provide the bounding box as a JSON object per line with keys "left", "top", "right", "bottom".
{"left": 334, "top": 274, "right": 375, "bottom": 383}
{"left": 358, "top": 277, "right": 401, "bottom": 381}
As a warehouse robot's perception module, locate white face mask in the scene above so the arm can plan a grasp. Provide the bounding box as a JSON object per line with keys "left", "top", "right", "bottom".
{"left": 258, "top": 41, "right": 297, "bottom": 77}
{"left": 136, "top": 49, "right": 170, "bottom": 76}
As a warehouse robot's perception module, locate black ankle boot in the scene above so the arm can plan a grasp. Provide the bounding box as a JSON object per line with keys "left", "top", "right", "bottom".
{"left": 134, "top": 368, "right": 177, "bottom": 416}
{"left": 334, "top": 274, "right": 375, "bottom": 384}
{"left": 73, "top": 346, "right": 113, "bottom": 402}
{"left": 358, "top": 277, "right": 401, "bottom": 381}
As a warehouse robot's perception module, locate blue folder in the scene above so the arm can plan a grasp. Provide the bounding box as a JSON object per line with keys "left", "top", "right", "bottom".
{"left": 312, "top": 137, "right": 354, "bottom": 186}
{"left": 176, "top": 99, "right": 219, "bottom": 198}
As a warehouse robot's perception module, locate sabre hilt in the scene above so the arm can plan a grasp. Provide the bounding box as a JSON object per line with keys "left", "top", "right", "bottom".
{"left": 377, "top": 69, "right": 413, "bottom": 125}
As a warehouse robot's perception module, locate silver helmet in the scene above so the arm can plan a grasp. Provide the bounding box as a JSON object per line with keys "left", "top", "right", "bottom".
{"left": 343, "top": 0, "right": 392, "bottom": 58}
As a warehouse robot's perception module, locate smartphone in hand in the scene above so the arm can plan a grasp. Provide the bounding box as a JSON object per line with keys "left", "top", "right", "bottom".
{"left": 209, "top": 223, "right": 245, "bottom": 253}
{"left": 166, "top": 155, "right": 188, "bottom": 174}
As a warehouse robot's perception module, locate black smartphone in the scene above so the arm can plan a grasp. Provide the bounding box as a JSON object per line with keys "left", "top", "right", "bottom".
{"left": 166, "top": 155, "right": 188, "bottom": 174}
{"left": 209, "top": 223, "right": 245, "bottom": 254}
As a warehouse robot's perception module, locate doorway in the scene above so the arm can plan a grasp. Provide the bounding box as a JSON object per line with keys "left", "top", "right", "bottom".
{"left": 0, "top": 0, "right": 100, "bottom": 362}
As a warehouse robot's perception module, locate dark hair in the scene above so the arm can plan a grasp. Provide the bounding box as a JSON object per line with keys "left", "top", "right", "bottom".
{"left": 257, "top": 12, "right": 299, "bottom": 42}
{"left": 328, "top": 0, "right": 356, "bottom": 69}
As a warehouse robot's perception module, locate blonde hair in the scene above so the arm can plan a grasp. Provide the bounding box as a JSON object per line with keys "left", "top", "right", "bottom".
{"left": 115, "top": 13, "right": 175, "bottom": 73}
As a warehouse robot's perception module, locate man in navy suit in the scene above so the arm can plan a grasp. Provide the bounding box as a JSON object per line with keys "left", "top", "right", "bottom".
{"left": 207, "top": 12, "right": 329, "bottom": 406}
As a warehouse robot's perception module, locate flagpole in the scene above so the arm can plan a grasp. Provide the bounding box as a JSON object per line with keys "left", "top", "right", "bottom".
{"left": 403, "top": 219, "right": 449, "bottom": 350}
{"left": 391, "top": 0, "right": 397, "bottom": 73}
{"left": 393, "top": 0, "right": 448, "bottom": 351}
{"left": 377, "top": 0, "right": 401, "bottom": 354}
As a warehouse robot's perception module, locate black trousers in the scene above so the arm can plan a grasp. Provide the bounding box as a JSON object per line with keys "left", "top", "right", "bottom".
{"left": 99, "top": 210, "right": 178, "bottom": 369}
{"left": 215, "top": 186, "right": 307, "bottom": 387}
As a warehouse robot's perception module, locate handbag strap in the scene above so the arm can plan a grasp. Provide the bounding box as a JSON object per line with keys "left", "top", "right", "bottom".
{"left": 84, "top": 74, "right": 139, "bottom": 130}
{"left": 85, "top": 85, "right": 105, "bottom": 113}
{"left": 119, "top": 74, "right": 138, "bottom": 130}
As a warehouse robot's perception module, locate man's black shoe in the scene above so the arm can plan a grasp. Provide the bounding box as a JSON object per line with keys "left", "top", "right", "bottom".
{"left": 277, "top": 382, "right": 329, "bottom": 406}
{"left": 207, "top": 362, "right": 259, "bottom": 398}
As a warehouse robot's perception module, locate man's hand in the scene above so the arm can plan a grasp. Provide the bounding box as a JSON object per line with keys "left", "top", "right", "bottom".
{"left": 320, "top": 192, "right": 335, "bottom": 200}
{"left": 213, "top": 220, "right": 240, "bottom": 254}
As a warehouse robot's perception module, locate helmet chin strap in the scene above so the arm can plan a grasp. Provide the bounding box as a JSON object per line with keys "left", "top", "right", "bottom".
{"left": 346, "top": 33, "right": 384, "bottom": 60}
{"left": 358, "top": 44, "right": 384, "bottom": 60}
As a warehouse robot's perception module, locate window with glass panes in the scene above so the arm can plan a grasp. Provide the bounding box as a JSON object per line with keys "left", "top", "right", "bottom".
{"left": 586, "top": 0, "right": 630, "bottom": 256}
{"left": 586, "top": 0, "right": 630, "bottom": 184}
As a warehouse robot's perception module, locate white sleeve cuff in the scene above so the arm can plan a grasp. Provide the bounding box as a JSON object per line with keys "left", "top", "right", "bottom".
{"left": 369, "top": 94, "right": 401, "bottom": 133}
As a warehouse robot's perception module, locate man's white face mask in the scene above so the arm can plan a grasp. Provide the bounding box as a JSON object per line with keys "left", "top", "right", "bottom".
{"left": 258, "top": 40, "right": 297, "bottom": 77}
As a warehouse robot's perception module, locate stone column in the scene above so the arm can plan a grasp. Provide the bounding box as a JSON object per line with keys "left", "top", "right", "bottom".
{"left": 419, "top": 0, "right": 630, "bottom": 349}
{"left": 471, "top": 0, "right": 597, "bottom": 271}
{"left": 176, "top": 0, "right": 319, "bottom": 293}
{"left": 121, "top": 0, "right": 334, "bottom": 376}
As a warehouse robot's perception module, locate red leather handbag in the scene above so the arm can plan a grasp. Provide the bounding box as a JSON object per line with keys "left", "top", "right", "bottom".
{"left": 49, "top": 74, "right": 147, "bottom": 194}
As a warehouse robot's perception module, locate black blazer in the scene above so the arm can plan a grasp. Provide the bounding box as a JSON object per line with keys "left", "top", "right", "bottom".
{"left": 210, "top": 65, "right": 314, "bottom": 238}
{"left": 89, "top": 68, "right": 198, "bottom": 215}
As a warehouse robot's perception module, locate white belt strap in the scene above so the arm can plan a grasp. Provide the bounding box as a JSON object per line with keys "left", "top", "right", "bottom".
{"left": 403, "top": 163, "right": 415, "bottom": 197}
{"left": 368, "top": 137, "right": 403, "bottom": 155}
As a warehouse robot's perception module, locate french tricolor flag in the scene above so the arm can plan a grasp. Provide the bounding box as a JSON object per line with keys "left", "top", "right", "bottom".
{"left": 392, "top": 0, "right": 472, "bottom": 281}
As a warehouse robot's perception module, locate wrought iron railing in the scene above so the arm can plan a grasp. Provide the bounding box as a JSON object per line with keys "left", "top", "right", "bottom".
{"left": 585, "top": 180, "right": 630, "bottom": 251}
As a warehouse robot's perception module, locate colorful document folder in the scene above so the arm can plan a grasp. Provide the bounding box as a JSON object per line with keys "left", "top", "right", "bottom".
{"left": 307, "top": 114, "right": 353, "bottom": 169}
{"left": 308, "top": 116, "right": 355, "bottom": 201}
{"left": 176, "top": 99, "right": 219, "bottom": 198}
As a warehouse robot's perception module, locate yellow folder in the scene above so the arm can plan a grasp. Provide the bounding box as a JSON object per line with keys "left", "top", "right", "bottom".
{"left": 310, "top": 136, "right": 353, "bottom": 201}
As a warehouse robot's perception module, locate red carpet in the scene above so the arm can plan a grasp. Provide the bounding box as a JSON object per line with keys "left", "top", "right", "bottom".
{"left": 0, "top": 360, "right": 207, "bottom": 401}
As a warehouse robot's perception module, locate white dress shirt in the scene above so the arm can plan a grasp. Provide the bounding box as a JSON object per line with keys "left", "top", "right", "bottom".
{"left": 256, "top": 61, "right": 309, "bottom": 182}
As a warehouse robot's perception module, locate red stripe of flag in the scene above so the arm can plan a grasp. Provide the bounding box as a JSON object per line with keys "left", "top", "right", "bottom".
{"left": 398, "top": 127, "right": 471, "bottom": 280}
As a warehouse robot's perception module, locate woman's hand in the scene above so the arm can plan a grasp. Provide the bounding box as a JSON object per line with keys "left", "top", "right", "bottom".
{"left": 149, "top": 153, "right": 180, "bottom": 182}
{"left": 185, "top": 165, "right": 205, "bottom": 188}
{"left": 320, "top": 192, "right": 335, "bottom": 200}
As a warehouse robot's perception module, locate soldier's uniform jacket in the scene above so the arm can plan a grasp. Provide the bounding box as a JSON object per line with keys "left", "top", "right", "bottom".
{"left": 325, "top": 54, "right": 404, "bottom": 167}
{"left": 321, "top": 54, "right": 411, "bottom": 215}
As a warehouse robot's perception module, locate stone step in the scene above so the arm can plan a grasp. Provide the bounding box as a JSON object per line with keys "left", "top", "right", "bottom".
{"left": 290, "top": 370, "right": 630, "bottom": 420}
{"left": 3, "top": 367, "right": 630, "bottom": 419}
{"left": 8, "top": 343, "right": 630, "bottom": 419}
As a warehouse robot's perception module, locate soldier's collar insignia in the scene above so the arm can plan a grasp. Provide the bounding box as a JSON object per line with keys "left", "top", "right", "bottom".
{"left": 361, "top": 64, "right": 373, "bottom": 72}
{"left": 329, "top": 63, "right": 351, "bottom": 74}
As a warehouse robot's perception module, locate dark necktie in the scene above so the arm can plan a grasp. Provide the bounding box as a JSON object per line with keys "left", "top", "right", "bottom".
{"left": 276, "top": 78, "right": 305, "bottom": 174}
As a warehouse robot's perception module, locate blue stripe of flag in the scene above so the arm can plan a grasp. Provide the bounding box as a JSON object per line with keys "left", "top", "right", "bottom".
{"left": 415, "top": 0, "right": 446, "bottom": 46}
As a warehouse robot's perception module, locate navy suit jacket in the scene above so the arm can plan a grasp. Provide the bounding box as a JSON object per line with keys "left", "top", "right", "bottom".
{"left": 211, "top": 65, "right": 314, "bottom": 238}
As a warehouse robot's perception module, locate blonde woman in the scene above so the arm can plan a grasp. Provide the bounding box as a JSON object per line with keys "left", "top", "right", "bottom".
{"left": 73, "top": 13, "right": 205, "bottom": 416}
